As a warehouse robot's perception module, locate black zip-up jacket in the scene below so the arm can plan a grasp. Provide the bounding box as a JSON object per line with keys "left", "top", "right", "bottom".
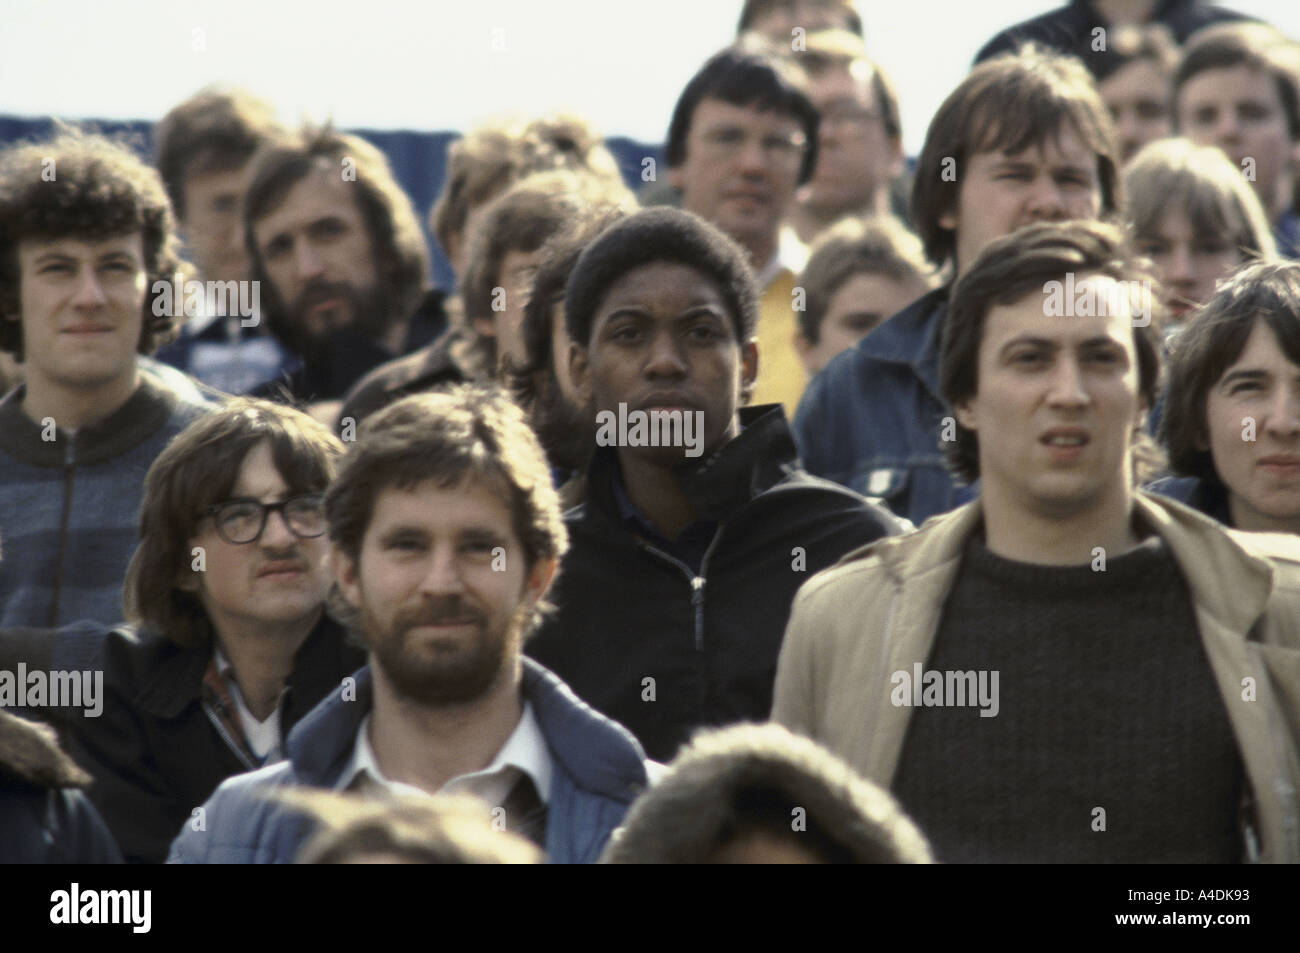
{"left": 58, "top": 615, "right": 365, "bottom": 863}
{"left": 526, "top": 405, "right": 908, "bottom": 762}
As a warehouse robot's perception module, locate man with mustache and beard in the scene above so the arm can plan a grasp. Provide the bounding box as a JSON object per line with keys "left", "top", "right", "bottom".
{"left": 244, "top": 126, "right": 446, "bottom": 416}
{"left": 168, "top": 388, "right": 655, "bottom": 864}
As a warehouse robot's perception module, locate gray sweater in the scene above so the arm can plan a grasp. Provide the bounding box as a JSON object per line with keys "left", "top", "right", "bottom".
{"left": 0, "top": 369, "right": 218, "bottom": 628}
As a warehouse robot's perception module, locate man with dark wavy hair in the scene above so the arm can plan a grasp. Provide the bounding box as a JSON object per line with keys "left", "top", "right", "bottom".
{"left": 244, "top": 125, "right": 445, "bottom": 409}
{"left": 0, "top": 129, "right": 220, "bottom": 628}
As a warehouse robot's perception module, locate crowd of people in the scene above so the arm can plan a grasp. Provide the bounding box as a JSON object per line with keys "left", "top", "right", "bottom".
{"left": 3, "top": 0, "right": 1300, "bottom": 865}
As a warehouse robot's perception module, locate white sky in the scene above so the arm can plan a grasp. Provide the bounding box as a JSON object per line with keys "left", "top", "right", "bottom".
{"left": 1, "top": 0, "right": 1297, "bottom": 154}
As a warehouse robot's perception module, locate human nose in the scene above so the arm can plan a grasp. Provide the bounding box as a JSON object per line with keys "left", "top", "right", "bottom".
{"left": 418, "top": 544, "right": 465, "bottom": 596}
{"left": 1264, "top": 385, "right": 1300, "bottom": 439}
{"left": 1165, "top": 244, "right": 1195, "bottom": 282}
{"left": 71, "top": 265, "right": 108, "bottom": 308}
{"left": 644, "top": 330, "right": 688, "bottom": 378}
{"left": 1046, "top": 355, "right": 1089, "bottom": 408}
{"left": 1026, "top": 175, "right": 1067, "bottom": 220}
{"left": 293, "top": 240, "right": 325, "bottom": 283}
{"left": 258, "top": 507, "right": 298, "bottom": 548}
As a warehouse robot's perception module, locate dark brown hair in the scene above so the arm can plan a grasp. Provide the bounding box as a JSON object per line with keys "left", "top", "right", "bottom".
{"left": 0, "top": 128, "right": 182, "bottom": 359}
{"left": 125, "top": 398, "right": 343, "bottom": 647}
{"left": 911, "top": 45, "right": 1123, "bottom": 268}
{"left": 940, "top": 220, "right": 1164, "bottom": 484}
{"left": 600, "top": 723, "right": 932, "bottom": 864}
{"left": 153, "top": 87, "right": 283, "bottom": 220}
{"left": 1162, "top": 260, "right": 1300, "bottom": 482}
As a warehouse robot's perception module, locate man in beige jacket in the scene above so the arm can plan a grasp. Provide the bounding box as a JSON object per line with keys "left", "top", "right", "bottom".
{"left": 773, "top": 220, "right": 1300, "bottom": 863}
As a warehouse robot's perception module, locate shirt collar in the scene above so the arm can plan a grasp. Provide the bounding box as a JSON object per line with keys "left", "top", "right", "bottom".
{"left": 757, "top": 228, "right": 809, "bottom": 289}
{"left": 338, "top": 701, "right": 552, "bottom": 805}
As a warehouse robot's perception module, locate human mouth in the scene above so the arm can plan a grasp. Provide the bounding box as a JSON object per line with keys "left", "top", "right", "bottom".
{"left": 1040, "top": 427, "right": 1089, "bottom": 461}
{"left": 1258, "top": 455, "right": 1300, "bottom": 477}
{"left": 62, "top": 324, "right": 115, "bottom": 336}
{"left": 257, "top": 561, "right": 306, "bottom": 581}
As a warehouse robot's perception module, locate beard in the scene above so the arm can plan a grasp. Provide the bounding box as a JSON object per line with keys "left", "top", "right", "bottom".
{"left": 269, "top": 278, "right": 393, "bottom": 359}
{"left": 530, "top": 370, "right": 595, "bottom": 474}
{"left": 363, "top": 593, "right": 525, "bottom": 707}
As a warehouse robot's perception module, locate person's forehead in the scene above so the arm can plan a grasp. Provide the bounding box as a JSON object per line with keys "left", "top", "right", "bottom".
{"left": 255, "top": 164, "right": 363, "bottom": 233}
{"left": 228, "top": 439, "right": 289, "bottom": 491}
{"left": 968, "top": 127, "right": 1097, "bottom": 168}
{"left": 597, "top": 260, "right": 726, "bottom": 311}
{"left": 691, "top": 97, "right": 801, "bottom": 131}
{"left": 18, "top": 231, "right": 144, "bottom": 261}
{"left": 1224, "top": 318, "right": 1297, "bottom": 370}
{"left": 983, "top": 276, "right": 1138, "bottom": 341}
{"left": 1181, "top": 64, "right": 1281, "bottom": 104}
{"left": 370, "top": 477, "right": 514, "bottom": 531}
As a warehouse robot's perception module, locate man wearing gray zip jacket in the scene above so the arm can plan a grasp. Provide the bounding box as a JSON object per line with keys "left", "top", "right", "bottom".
{"left": 0, "top": 130, "right": 221, "bottom": 629}
{"left": 525, "top": 208, "right": 907, "bottom": 763}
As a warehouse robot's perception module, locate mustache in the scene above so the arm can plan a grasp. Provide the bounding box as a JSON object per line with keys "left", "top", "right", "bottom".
{"left": 394, "top": 597, "right": 486, "bottom": 631}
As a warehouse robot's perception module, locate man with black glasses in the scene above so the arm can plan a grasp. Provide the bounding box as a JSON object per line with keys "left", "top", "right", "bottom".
{"left": 51, "top": 398, "right": 365, "bottom": 862}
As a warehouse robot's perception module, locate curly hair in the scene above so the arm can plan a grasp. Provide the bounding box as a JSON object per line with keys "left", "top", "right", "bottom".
{"left": 0, "top": 128, "right": 182, "bottom": 359}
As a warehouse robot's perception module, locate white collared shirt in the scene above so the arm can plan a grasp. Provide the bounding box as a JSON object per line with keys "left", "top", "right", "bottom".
{"left": 337, "top": 702, "right": 553, "bottom": 812}
{"left": 757, "top": 226, "right": 810, "bottom": 289}
{"left": 212, "top": 645, "right": 284, "bottom": 763}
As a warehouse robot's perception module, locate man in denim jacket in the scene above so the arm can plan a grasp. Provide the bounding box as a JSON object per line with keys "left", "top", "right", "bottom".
{"left": 793, "top": 46, "right": 1124, "bottom": 526}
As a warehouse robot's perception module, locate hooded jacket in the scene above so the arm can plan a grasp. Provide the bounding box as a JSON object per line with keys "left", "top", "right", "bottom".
{"left": 166, "top": 659, "right": 652, "bottom": 864}
{"left": 772, "top": 492, "right": 1300, "bottom": 862}
{"left": 527, "top": 404, "right": 908, "bottom": 762}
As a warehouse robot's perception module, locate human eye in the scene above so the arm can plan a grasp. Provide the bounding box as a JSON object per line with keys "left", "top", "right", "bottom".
{"left": 1192, "top": 106, "right": 1217, "bottom": 126}
{"left": 217, "top": 500, "right": 261, "bottom": 533}
{"left": 1239, "top": 102, "right": 1270, "bottom": 121}
{"left": 263, "top": 236, "right": 292, "bottom": 260}
{"left": 310, "top": 219, "right": 346, "bottom": 241}
{"left": 1010, "top": 348, "right": 1046, "bottom": 366}
{"left": 1228, "top": 379, "right": 1263, "bottom": 395}
{"left": 37, "top": 260, "right": 74, "bottom": 276}
{"left": 608, "top": 322, "right": 643, "bottom": 344}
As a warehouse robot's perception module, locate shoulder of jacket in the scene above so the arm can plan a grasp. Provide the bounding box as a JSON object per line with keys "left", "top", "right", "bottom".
{"left": 1225, "top": 529, "right": 1300, "bottom": 571}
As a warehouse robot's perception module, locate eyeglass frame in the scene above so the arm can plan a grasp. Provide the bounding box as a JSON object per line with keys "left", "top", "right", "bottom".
{"left": 200, "top": 493, "right": 328, "bottom": 545}
{"left": 693, "top": 123, "right": 809, "bottom": 166}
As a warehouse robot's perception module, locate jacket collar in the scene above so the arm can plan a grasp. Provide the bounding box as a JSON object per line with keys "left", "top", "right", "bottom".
{"left": 584, "top": 403, "right": 801, "bottom": 525}
{"left": 286, "top": 657, "right": 648, "bottom": 800}
{"left": 855, "top": 286, "right": 949, "bottom": 401}
{"left": 0, "top": 372, "right": 176, "bottom": 468}
{"left": 132, "top": 614, "right": 354, "bottom": 720}
{"left": 873, "top": 492, "right": 1277, "bottom": 636}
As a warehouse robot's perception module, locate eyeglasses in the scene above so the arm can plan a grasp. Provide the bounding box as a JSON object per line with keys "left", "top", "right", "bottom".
{"left": 696, "top": 125, "right": 807, "bottom": 166}
{"left": 202, "top": 494, "right": 327, "bottom": 545}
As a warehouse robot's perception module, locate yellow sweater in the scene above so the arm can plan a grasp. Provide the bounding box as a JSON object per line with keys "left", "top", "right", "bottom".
{"left": 752, "top": 268, "right": 805, "bottom": 416}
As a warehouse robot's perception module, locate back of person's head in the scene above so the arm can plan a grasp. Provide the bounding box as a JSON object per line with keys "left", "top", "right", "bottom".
{"left": 325, "top": 387, "right": 568, "bottom": 625}
{"left": 287, "top": 791, "right": 543, "bottom": 864}
{"left": 1174, "top": 22, "right": 1300, "bottom": 142}
{"left": 564, "top": 207, "right": 759, "bottom": 351}
{"left": 736, "top": 0, "right": 863, "bottom": 40}
{"left": 911, "top": 45, "right": 1123, "bottom": 268}
{"left": 0, "top": 127, "right": 181, "bottom": 360}
{"left": 1126, "top": 137, "right": 1277, "bottom": 263}
{"left": 1162, "top": 260, "right": 1300, "bottom": 483}
{"left": 431, "top": 114, "right": 625, "bottom": 270}
{"left": 600, "top": 723, "right": 933, "bottom": 863}
{"left": 153, "top": 87, "right": 283, "bottom": 221}
{"left": 940, "top": 220, "right": 1164, "bottom": 485}
{"left": 666, "top": 40, "right": 820, "bottom": 188}
{"left": 797, "top": 215, "right": 937, "bottom": 344}
{"left": 243, "top": 124, "right": 429, "bottom": 334}
{"left": 125, "top": 398, "right": 343, "bottom": 647}
{"left": 461, "top": 169, "right": 636, "bottom": 331}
